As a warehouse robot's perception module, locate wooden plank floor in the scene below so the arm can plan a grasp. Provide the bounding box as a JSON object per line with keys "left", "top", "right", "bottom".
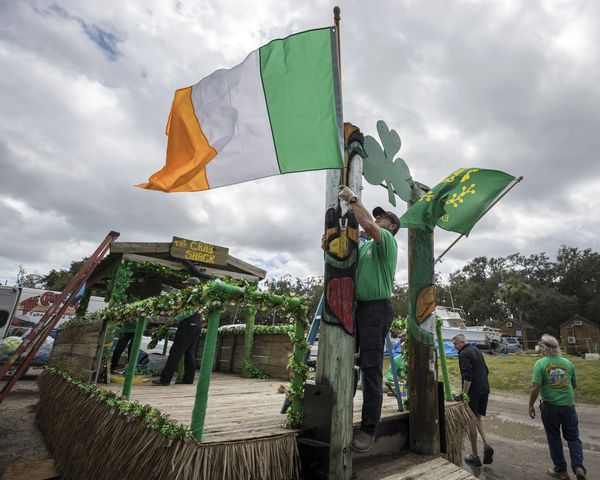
{"left": 103, "top": 373, "right": 405, "bottom": 443}
{"left": 353, "top": 454, "right": 477, "bottom": 480}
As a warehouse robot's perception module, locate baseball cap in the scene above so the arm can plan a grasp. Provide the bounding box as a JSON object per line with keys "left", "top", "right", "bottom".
{"left": 372, "top": 207, "right": 400, "bottom": 235}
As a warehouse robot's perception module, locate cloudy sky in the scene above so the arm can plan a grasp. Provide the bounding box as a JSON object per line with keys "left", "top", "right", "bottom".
{"left": 1, "top": 0, "right": 599, "bottom": 287}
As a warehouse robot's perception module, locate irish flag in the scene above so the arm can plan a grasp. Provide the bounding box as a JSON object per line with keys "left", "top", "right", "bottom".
{"left": 138, "top": 27, "right": 343, "bottom": 193}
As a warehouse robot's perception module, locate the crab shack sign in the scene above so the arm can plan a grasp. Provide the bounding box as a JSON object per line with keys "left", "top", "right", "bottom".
{"left": 170, "top": 236, "right": 229, "bottom": 266}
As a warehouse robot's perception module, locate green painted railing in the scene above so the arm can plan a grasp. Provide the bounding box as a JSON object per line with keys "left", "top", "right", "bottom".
{"left": 117, "top": 280, "right": 307, "bottom": 441}
{"left": 122, "top": 316, "right": 148, "bottom": 399}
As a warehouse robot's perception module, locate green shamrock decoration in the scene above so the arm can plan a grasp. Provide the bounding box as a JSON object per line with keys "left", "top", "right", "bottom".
{"left": 363, "top": 120, "right": 413, "bottom": 206}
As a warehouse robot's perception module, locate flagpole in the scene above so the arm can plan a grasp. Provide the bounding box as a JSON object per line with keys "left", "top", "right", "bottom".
{"left": 333, "top": 6, "right": 349, "bottom": 185}
{"left": 434, "top": 175, "right": 524, "bottom": 264}
{"left": 314, "top": 7, "right": 356, "bottom": 479}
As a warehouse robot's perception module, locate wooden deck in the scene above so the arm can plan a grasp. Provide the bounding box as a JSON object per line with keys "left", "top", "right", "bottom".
{"left": 104, "top": 372, "right": 406, "bottom": 443}
{"left": 99, "top": 374, "right": 478, "bottom": 479}
{"left": 354, "top": 453, "right": 477, "bottom": 479}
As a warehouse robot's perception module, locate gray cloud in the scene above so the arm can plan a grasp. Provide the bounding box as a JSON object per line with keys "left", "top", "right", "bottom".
{"left": 1, "top": 0, "right": 599, "bottom": 285}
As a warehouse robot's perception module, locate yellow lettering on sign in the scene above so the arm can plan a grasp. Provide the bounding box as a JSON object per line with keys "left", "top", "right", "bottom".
{"left": 184, "top": 251, "right": 216, "bottom": 264}
{"left": 174, "top": 239, "right": 188, "bottom": 247}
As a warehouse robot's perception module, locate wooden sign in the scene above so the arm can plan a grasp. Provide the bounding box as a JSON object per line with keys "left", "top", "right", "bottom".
{"left": 170, "top": 237, "right": 229, "bottom": 266}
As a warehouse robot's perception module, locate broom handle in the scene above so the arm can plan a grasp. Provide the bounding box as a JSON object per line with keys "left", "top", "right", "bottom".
{"left": 436, "top": 320, "right": 453, "bottom": 401}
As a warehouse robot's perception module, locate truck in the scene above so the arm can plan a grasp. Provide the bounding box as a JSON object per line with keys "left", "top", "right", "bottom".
{"left": 0, "top": 285, "right": 107, "bottom": 340}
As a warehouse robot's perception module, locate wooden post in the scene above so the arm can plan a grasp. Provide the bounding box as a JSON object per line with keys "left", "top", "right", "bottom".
{"left": 407, "top": 187, "right": 440, "bottom": 454}
{"left": 122, "top": 316, "right": 147, "bottom": 400}
{"left": 242, "top": 307, "right": 257, "bottom": 377}
{"left": 316, "top": 151, "right": 362, "bottom": 480}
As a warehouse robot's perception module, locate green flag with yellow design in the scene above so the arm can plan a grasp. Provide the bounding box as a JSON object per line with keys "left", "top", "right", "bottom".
{"left": 400, "top": 168, "right": 515, "bottom": 235}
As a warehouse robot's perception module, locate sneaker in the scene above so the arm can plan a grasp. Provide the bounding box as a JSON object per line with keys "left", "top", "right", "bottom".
{"left": 464, "top": 454, "right": 482, "bottom": 467}
{"left": 351, "top": 430, "right": 375, "bottom": 453}
{"left": 483, "top": 445, "right": 494, "bottom": 464}
{"left": 151, "top": 379, "right": 170, "bottom": 386}
{"left": 545, "top": 468, "right": 570, "bottom": 480}
{"left": 574, "top": 467, "right": 586, "bottom": 480}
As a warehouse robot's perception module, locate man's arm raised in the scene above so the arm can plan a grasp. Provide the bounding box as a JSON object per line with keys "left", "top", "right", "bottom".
{"left": 338, "top": 185, "right": 381, "bottom": 243}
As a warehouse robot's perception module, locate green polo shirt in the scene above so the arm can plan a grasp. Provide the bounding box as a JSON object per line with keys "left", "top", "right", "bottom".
{"left": 355, "top": 227, "right": 397, "bottom": 301}
{"left": 532, "top": 355, "right": 576, "bottom": 406}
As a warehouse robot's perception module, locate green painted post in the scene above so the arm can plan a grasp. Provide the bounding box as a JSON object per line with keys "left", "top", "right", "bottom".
{"left": 176, "top": 357, "right": 184, "bottom": 381}
{"left": 242, "top": 307, "right": 257, "bottom": 377}
{"left": 122, "top": 316, "right": 147, "bottom": 399}
{"left": 162, "top": 329, "right": 169, "bottom": 356}
{"left": 436, "top": 320, "right": 453, "bottom": 401}
{"left": 190, "top": 309, "right": 221, "bottom": 441}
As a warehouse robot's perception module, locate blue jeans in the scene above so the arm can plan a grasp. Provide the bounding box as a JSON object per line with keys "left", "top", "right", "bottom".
{"left": 540, "top": 402, "right": 586, "bottom": 474}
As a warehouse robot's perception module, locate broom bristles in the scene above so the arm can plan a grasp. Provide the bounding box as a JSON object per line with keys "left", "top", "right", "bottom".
{"left": 444, "top": 401, "right": 477, "bottom": 466}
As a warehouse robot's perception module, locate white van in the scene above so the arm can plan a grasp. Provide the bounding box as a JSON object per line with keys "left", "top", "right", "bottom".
{"left": 0, "top": 285, "right": 107, "bottom": 339}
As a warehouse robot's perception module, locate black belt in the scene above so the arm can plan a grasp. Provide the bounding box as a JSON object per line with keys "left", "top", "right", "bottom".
{"left": 356, "top": 299, "right": 391, "bottom": 307}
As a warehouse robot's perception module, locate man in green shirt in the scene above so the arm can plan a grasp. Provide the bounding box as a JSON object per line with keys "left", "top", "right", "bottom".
{"left": 529, "top": 334, "right": 587, "bottom": 480}
{"left": 338, "top": 185, "right": 399, "bottom": 453}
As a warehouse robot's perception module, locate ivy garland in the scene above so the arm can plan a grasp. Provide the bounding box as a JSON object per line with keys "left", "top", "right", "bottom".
{"left": 123, "top": 259, "right": 190, "bottom": 283}
{"left": 44, "top": 366, "right": 191, "bottom": 439}
{"left": 243, "top": 360, "right": 269, "bottom": 379}
{"left": 75, "top": 287, "right": 92, "bottom": 319}
{"left": 105, "top": 261, "right": 134, "bottom": 305}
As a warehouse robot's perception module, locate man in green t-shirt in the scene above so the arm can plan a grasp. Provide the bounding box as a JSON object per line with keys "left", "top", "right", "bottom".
{"left": 338, "top": 185, "right": 399, "bottom": 453}
{"left": 529, "top": 334, "right": 587, "bottom": 480}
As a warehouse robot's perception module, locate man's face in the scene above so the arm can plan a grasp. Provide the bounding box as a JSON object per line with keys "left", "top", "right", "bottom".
{"left": 375, "top": 214, "right": 397, "bottom": 234}
{"left": 452, "top": 338, "right": 464, "bottom": 350}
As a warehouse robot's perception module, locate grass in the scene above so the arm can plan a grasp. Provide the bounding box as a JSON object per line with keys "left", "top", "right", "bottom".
{"left": 444, "top": 354, "right": 600, "bottom": 405}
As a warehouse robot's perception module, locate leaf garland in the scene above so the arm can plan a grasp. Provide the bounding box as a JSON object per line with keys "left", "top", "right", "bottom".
{"left": 44, "top": 366, "right": 191, "bottom": 439}
{"left": 243, "top": 360, "right": 269, "bottom": 379}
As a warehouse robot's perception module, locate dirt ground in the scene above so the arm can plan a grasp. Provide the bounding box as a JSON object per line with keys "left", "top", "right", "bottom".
{"left": 0, "top": 371, "right": 51, "bottom": 477}
{"left": 461, "top": 391, "right": 600, "bottom": 479}
{"left": 1, "top": 374, "right": 598, "bottom": 479}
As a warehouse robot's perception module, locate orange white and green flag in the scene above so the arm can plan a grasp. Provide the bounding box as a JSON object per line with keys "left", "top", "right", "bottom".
{"left": 137, "top": 27, "right": 343, "bottom": 193}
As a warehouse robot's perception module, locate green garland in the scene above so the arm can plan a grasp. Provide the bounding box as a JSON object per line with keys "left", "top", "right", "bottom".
{"left": 390, "top": 317, "right": 409, "bottom": 406}
{"left": 208, "top": 325, "right": 295, "bottom": 336}
{"left": 44, "top": 366, "right": 191, "bottom": 439}
{"left": 105, "top": 261, "right": 134, "bottom": 305}
{"left": 75, "top": 287, "right": 92, "bottom": 318}
{"left": 124, "top": 259, "right": 190, "bottom": 283}
{"left": 243, "top": 360, "right": 269, "bottom": 379}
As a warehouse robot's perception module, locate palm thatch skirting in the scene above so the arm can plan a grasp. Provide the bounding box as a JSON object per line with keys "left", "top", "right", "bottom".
{"left": 443, "top": 401, "right": 477, "bottom": 466}
{"left": 36, "top": 370, "right": 473, "bottom": 478}
{"left": 36, "top": 371, "right": 300, "bottom": 480}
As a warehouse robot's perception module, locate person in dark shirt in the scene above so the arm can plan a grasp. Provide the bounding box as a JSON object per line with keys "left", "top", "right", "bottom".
{"left": 152, "top": 277, "right": 203, "bottom": 386}
{"left": 452, "top": 334, "right": 494, "bottom": 467}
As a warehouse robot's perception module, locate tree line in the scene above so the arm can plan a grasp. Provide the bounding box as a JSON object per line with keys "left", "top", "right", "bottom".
{"left": 16, "top": 245, "right": 599, "bottom": 334}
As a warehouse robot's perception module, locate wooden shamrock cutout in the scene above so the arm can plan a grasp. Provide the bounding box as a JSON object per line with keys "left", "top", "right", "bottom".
{"left": 363, "top": 120, "right": 413, "bottom": 206}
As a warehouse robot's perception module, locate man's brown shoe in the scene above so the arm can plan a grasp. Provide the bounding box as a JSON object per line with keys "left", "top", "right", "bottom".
{"left": 545, "top": 468, "right": 570, "bottom": 480}
{"left": 574, "top": 467, "right": 586, "bottom": 480}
